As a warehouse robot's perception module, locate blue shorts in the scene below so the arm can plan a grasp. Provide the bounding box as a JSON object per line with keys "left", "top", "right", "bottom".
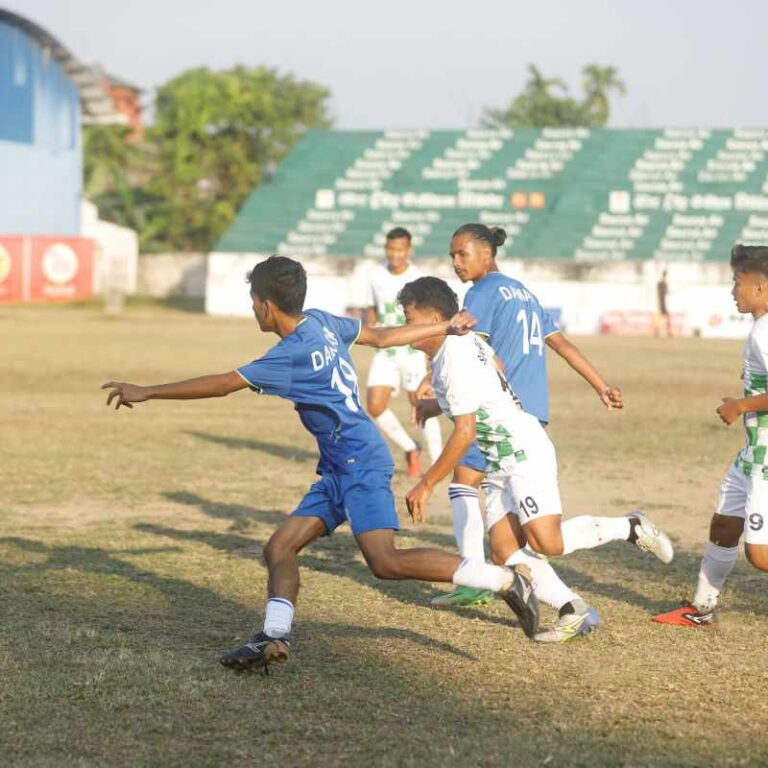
{"left": 292, "top": 470, "right": 399, "bottom": 536}
{"left": 459, "top": 442, "right": 486, "bottom": 473}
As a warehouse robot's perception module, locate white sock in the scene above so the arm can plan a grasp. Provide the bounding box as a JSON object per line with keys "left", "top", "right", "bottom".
{"left": 561, "top": 515, "right": 631, "bottom": 555}
{"left": 448, "top": 484, "right": 485, "bottom": 560}
{"left": 506, "top": 548, "right": 578, "bottom": 610}
{"left": 376, "top": 408, "right": 417, "bottom": 452}
{"left": 421, "top": 417, "right": 443, "bottom": 464}
{"left": 263, "top": 597, "right": 294, "bottom": 638}
{"left": 693, "top": 543, "right": 738, "bottom": 610}
{"left": 452, "top": 558, "right": 511, "bottom": 592}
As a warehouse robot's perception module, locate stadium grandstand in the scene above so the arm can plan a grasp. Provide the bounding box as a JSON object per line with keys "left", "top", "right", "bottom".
{"left": 210, "top": 127, "right": 768, "bottom": 335}
{"left": 219, "top": 128, "right": 768, "bottom": 261}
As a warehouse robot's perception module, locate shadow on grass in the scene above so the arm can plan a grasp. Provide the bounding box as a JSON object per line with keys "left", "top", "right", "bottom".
{"left": 186, "top": 431, "right": 317, "bottom": 462}
{"left": 0, "top": 536, "right": 472, "bottom": 663}
{"left": 152, "top": 491, "right": 768, "bottom": 620}
{"left": 141, "top": 491, "right": 525, "bottom": 631}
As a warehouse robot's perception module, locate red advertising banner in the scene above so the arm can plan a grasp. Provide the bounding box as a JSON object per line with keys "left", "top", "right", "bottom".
{"left": 28, "top": 237, "right": 94, "bottom": 302}
{"left": 0, "top": 236, "right": 24, "bottom": 303}
{"left": 600, "top": 310, "right": 686, "bottom": 337}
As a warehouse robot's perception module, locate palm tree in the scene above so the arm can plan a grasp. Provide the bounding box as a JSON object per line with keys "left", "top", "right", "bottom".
{"left": 581, "top": 65, "right": 626, "bottom": 126}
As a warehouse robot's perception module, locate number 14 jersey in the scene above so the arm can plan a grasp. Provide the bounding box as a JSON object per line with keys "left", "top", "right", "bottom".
{"left": 463, "top": 272, "right": 559, "bottom": 425}
{"left": 236, "top": 309, "right": 393, "bottom": 476}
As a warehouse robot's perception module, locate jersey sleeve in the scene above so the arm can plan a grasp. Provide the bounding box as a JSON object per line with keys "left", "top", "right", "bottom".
{"left": 542, "top": 309, "right": 559, "bottom": 337}
{"left": 333, "top": 313, "right": 363, "bottom": 346}
{"left": 463, "top": 284, "right": 496, "bottom": 338}
{"left": 235, "top": 345, "right": 292, "bottom": 397}
{"left": 754, "top": 323, "right": 768, "bottom": 373}
{"left": 442, "top": 339, "right": 482, "bottom": 417}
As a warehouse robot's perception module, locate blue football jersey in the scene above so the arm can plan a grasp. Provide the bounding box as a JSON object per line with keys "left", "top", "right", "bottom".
{"left": 236, "top": 309, "right": 394, "bottom": 475}
{"left": 463, "top": 272, "right": 559, "bottom": 425}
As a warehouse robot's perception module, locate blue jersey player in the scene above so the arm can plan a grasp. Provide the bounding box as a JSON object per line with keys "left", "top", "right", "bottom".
{"left": 431, "top": 224, "right": 634, "bottom": 608}
{"left": 102, "top": 256, "right": 539, "bottom": 671}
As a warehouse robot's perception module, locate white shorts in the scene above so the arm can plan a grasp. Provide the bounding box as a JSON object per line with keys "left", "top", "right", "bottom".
{"left": 366, "top": 351, "right": 427, "bottom": 395}
{"left": 482, "top": 417, "right": 563, "bottom": 531}
{"left": 715, "top": 463, "right": 768, "bottom": 545}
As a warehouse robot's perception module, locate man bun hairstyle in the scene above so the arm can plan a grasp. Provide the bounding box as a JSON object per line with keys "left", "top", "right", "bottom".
{"left": 397, "top": 276, "right": 459, "bottom": 321}
{"left": 731, "top": 244, "right": 768, "bottom": 278}
{"left": 452, "top": 223, "right": 507, "bottom": 256}
{"left": 386, "top": 226, "right": 412, "bottom": 242}
{"left": 246, "top": 255, "right": 307, "bottom": 314}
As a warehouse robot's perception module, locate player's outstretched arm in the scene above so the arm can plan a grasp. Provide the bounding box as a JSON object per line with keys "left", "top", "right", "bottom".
{"left": 405, "top": 413, "right": 475, "bottom": 522}
{"left": 545, "top": 331, "right": 623, "bottom": 409}
{"left": 717, "top": 392, "right": 768, "bottom": 425}
{"left": 101, "top": 371, "right": 249, "bottom": 410}
{"left": 356, "top": 309, "right": 476, "bottom": 349}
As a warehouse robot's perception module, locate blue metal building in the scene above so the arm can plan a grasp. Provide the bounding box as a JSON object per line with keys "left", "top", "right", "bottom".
{"left": 0, "top": 9, "right": 120, "bottom": 235}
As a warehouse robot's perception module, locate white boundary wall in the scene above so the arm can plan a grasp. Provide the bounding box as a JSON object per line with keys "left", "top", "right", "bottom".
{"left": 206, "top": 252, "right": 750, "bottom": 339}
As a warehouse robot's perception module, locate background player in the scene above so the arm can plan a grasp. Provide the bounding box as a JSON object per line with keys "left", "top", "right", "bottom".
{"left": 361, "top": 227, "right": 442, "bottom": 476}
{"left": 432, "top": 223, "right": 667, "bottom": 607}
{"left": 101, "top": 256, "right": 538, "bottom": 671}
{"left": 654, "top": 245, "right": 768, "bottom": 627}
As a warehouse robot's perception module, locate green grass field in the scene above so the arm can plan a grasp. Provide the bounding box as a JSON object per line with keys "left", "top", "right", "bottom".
{"left": 1, "top": 302, "right": 767, "bottom": 767}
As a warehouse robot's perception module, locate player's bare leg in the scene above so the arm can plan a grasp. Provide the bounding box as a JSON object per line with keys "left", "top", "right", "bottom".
{"left": 368, "top": 385, "right": 420, "bottom": 476}
{"left": 355, "top": 528, "right": 539, "bottom": 636}
{"left": 264, "top": 516, "right": 329, "bottom": 603}
{"left": 220, "top": 516, "right": 326, "bottom": 671}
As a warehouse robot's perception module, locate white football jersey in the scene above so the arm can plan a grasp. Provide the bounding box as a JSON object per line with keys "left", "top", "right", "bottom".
{"left": 430, "top": 333, "right": 536, "bottom": 473}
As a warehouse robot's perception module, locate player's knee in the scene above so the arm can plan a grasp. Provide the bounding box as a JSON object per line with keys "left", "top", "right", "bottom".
{"left": 367, "top": 400, "right": 386, "bottom": 418}
{"left": 528, "top": 539, "right": 564, "bottom": 557}
{"left": 525, "top": 529, "right": 564, "bottom": 557}
{"left": 263, "top": 532, "right": 294, "bottom": 566}
{"left": 745, "top": 546, "right": 768, "bottom": 571}
{"left": 367, "top": 553, "right": 401, "bottom": 580}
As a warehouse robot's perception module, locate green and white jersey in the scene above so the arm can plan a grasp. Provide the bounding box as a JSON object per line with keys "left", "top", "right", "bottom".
{"left": 737, "top": 314, "right": 768, "bottom": 478}
{"left": 431, "top": 333, "right": 533, "bottom": 474}
{"left": 366, "top": 263, "right": 422, "bottom": 358}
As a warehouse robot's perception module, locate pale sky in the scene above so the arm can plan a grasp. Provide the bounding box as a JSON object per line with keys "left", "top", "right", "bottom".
{"left": 5, "top": 0, "right": 767, "bottom": 129}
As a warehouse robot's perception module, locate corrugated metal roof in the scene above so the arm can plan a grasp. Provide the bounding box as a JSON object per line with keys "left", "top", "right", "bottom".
{"left": 0, "top": 7, "right": 128, "bottom": 125}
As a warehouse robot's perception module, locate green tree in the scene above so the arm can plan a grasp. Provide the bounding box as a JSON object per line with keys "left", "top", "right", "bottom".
{"left": 483, "top": 63, "right": 625, "bottom": 129}
{"left": 581, "top": 64, "right": 626, "bottom": 126}
{"left": 143, "top": 66, "right": 331, "bottom": 251}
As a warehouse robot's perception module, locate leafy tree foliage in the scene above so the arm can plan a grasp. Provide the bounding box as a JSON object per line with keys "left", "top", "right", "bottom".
{"left": 484, "top": 64, "right": 625, "bottom": 129}
{"left": 86, "top": 66, "right": 331, "bottom": 251}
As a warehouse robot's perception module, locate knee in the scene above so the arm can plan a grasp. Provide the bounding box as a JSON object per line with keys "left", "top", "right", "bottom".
{"left": 746, "top": 546, "right": 768, "bottom": 571}
{"left": 263, "top": 533, "right": 293, "bottom": 566}
{"left": 367, "top": 400, "right": 386, "bottom": 419}
{"left": 490, "top": 550, "right": 507, "bottom": 566}
{"left": 529, "top": 540, "right": 564, "bottom": 557}
{"left": 525, "top": 531, "right": 564, "bottom": 557}
{"left": 367, "top": 554, "right": 400, "bottom": 580}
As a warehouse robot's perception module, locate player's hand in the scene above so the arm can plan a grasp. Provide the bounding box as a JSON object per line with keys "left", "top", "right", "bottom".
{"left": 411, "top": 398, "right": 436, "bottom": 427}
{"left": 405, "top": 479, "right": 434, "bottom": 523}
{"left": 717, "top": 397, "right": 742, "bottom": 426}
{"left": 101, "top": 381, "right": 148, "bottom": 410}
{"left": 599, "top": 385, "right": 623, "bottom": 410}
{"left": 446, "top": 309, "right": 476, "bottom": 336}
{"left": 415, "top": 375, "right": 433, "bottom": 401}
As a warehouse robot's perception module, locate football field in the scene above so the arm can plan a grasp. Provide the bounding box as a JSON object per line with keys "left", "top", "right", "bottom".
{"left": 1, "top": 302, "right": 766, "bottom": 767}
